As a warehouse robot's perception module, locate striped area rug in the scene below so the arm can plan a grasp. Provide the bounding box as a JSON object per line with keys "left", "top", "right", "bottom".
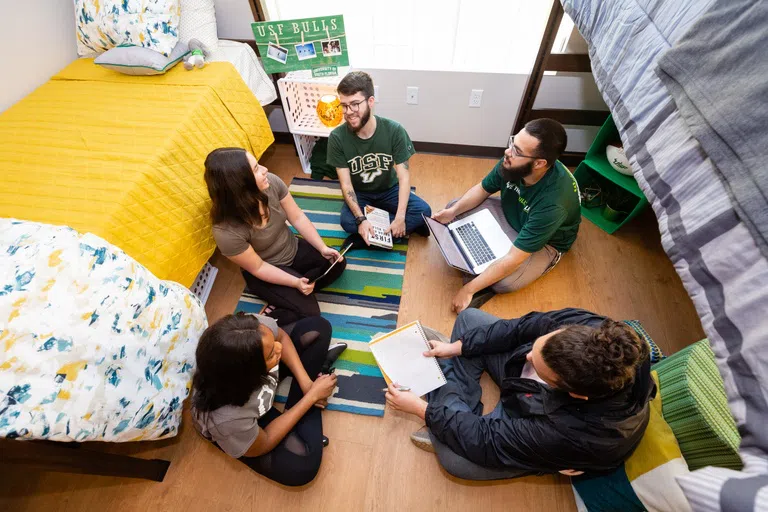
{"left": 235, "top": 178, "right": 410, "bottom": 417}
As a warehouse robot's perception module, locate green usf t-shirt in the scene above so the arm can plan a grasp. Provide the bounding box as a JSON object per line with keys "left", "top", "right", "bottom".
{"left": 326, "top": 116, "right": 416, "bottom": 193}
{"left": 481, "top": 159, "right": 581, "bottom": 253}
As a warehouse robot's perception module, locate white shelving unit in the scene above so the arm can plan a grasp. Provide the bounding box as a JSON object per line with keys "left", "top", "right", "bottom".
{"left": 277, "top": 68, "right": 350, "bottom": 174}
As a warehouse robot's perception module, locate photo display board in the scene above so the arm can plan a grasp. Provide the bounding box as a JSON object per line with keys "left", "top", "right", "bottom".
{"left": 252, "top": 15, "right": 349, "bottom": 74}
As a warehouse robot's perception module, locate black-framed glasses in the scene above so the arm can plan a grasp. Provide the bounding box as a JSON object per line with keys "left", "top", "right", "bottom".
{"left": 508, "top": 135, "right": 540, "bottom": 159}
{"left": 340, "top": 99, "right": 366, "bottom": 113}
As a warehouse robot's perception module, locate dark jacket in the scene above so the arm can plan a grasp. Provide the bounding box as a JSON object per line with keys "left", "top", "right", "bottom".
{"left": 424, "top": 308, "right": 656, "bottom": 474}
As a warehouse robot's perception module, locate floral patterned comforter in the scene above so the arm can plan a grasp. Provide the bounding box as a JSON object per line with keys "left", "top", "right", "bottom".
{"left": 0, "top": 219, "right": 207, "bottom": 442}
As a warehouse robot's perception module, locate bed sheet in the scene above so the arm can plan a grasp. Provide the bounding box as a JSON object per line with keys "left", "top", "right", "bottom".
{"left": 0, "top": 219, "right": 207, "bottom": 442}
{"left": 210, "top": 39, "right": 277, "bottom": 105}
{"left": 562, "top": 0, "right": 768, "bottom": 509}
{"left": 0, "top": 58, "right": 274, "bottom": 287}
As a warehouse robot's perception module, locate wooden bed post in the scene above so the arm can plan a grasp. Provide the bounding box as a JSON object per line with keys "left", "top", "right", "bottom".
{"left": 0, "top": 439, "right": 171, "bottom": 482}
{"left": 512, "top": 0, "right": 608, "bottom": 166}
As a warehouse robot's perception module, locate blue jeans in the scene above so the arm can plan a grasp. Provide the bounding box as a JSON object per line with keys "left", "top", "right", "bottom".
{"left": 426, "top": 308, "right": 530, "bottom": 481}
{"left": 339, "top": 184, "right": 432, "bottom": 235}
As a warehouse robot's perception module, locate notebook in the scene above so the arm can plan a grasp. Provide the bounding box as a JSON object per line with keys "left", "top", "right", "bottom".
{"left": 369, "top": 321, "right": 447, "bottom": 397}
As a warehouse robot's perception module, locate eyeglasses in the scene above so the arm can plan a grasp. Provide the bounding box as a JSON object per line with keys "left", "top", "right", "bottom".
{"left": 340, "top": 99, "right": 366, "bottom": 113}
{"left": 508, "top": 135, "right": 539, "bottom": 159}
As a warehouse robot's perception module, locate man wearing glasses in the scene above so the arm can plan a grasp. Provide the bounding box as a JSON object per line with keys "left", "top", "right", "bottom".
{"left": 327, "top": 71, "right": 432, "bottom": 248}
{"left": 432, "top": 119, "right": 581, "bottom": 313}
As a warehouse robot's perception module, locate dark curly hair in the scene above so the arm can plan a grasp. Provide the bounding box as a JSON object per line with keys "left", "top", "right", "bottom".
{"left": 192, "top": 313, "right": 271, "bottom": 412}
{"left": 541, "top": 319, "right": 649, "bottom": 398}
{"left": 204, "top": 147, "right": 270, "bottom": 227}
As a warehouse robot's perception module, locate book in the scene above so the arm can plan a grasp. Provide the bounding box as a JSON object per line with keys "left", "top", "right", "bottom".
{"left": 369, "top": 321, "right": 447, "bottom": 397}
{"left": 364, "top": 205, "right": 393, "bottom": 249}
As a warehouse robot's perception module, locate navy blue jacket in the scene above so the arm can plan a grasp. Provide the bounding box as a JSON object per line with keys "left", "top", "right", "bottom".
{"left": 425, "top": 308, "right": 656, "bottom": 474}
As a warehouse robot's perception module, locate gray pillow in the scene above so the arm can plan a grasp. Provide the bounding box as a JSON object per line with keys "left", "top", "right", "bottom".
{"left": 94, "top": 42, "right": 190, "bottom": 75}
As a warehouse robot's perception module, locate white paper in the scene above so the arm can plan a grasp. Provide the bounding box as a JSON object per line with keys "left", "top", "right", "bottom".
{"left": 370, "top": 322, "right": 446, "bottom": 397}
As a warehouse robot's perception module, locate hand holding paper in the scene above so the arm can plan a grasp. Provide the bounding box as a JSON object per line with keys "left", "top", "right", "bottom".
{"left": 369, "top": 321, "right": 447, "bottom": 397}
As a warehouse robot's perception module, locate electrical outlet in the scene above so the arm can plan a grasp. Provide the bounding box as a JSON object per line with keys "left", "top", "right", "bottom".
{"left": 406, "top": 86, "right": 419, "bottom": 105}
{"left": 374, "top": 85, "right": 380, "bottom": 103}
{"left": 469, "top": 89, "right": 483, "bottom": 108}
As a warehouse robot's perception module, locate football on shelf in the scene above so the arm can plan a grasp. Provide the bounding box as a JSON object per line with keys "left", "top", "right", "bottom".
{"left": 606, "top": 144, "right": 633, "bottom": 176}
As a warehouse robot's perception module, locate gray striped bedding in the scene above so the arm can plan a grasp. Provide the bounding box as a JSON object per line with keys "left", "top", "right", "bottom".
{"left": 561, "top": 0, "right": 768, "bottom": 510}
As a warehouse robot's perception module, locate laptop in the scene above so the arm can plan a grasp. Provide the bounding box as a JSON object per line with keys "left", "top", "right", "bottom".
{"left": 423, "top": 209, "right": 513, "bottom": 275}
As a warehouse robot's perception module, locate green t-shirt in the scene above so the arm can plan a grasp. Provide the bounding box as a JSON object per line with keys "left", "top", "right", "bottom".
{"left": 326, "top": 116, "right": 416, "bottom": 193}
{"left": 481, "top": 159, "right": 581, "bottom": 253}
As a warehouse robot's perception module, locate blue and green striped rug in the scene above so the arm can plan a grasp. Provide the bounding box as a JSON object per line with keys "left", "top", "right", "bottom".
{"left": 235, "top": 178, "right": 410, "bottom": 416}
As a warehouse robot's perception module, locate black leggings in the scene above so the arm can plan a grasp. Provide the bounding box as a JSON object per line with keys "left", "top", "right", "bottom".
{"left": 238, "top": 316, "right": 332, "bottom": 486}
{"left": 243, "top": 238, "right": 347, "bottom": 325}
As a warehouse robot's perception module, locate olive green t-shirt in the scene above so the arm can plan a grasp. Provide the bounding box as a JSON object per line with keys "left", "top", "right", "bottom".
{"left": 326, "top": 115, "right": 416, "bottom": 193}
{"left": 481, "top": 159, "right": 581, "bottom": 253}
{"left": 212, "top": 173, "right": 299, "bottom": 266}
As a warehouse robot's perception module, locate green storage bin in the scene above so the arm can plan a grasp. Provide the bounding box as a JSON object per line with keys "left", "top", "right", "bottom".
{"left": 575, "top": 115, "right": 649, "bottom": 234}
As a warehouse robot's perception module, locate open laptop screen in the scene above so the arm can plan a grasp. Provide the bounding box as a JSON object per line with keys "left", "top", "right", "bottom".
{"left": 423, "top": 215, "right": 472, "bottom": 273}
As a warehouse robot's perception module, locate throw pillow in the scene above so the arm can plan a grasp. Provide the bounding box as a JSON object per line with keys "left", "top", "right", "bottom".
{"left": 94, "top": 42, "right": 189, "bottom": 75}
{"left": 178, "top": 0, "right": 218, "bottom": 52}
{"left": 571, "top": 372, "right": 692, "bottom": 511}
{"left": 74, "top": 0, "right": 180, "bottom": 57}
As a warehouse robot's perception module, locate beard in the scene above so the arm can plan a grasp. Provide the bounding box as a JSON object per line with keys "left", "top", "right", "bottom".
{"left": 499, "top": 157, "right": 534, "bottom": 182}
{"left": 346, "top": 103, "right": 371, "bottom": 133}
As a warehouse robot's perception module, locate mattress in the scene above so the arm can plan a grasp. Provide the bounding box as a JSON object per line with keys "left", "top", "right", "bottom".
{"left": 561, "top": 0, "right": 768, "bottom": 509}
{"left": 0, "top": 219, "right": 207, "bottom": 442}
{"left": 0, "top": 58, "right": 274, "bottom": 287}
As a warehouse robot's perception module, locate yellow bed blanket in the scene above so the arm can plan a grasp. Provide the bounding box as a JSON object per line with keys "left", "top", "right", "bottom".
{"left": 0, "top": 59, "right": 274, "bottom": 287}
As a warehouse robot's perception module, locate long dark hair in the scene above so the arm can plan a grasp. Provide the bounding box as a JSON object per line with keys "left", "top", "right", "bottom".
{"left": 192, "top": 313, "right": 271, "bottom": 411}
{"left": 204, "top": 147, "right": 270, "bottom": 227}
{"left": 541, "top": 319, "right": 649, "bottom": 398}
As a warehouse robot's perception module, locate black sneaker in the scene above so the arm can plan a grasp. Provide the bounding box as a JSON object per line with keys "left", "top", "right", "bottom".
{"left": 468, "top": 287, "right": 496, "bottom": 310}
{"left": 320, "top": 342, "right": 348, "bottom": 374}
{"left": 342, "top": 233, "right": 368, "bottom": 251}
{"left": 413, "top": 224, "right": 431, "bottom": 237}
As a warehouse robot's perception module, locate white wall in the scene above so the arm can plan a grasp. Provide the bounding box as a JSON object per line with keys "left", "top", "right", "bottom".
{"left": 212, "top": 1, "right": 607, "bottom": 152}
{"left": 362, "top": 69, "right": 527, "bottom": 148}
{"left": 1, "top": 1, "right": 78, "bottom": 113}
{"left": 214, "top": 0, "right": 259, "bottom": 39}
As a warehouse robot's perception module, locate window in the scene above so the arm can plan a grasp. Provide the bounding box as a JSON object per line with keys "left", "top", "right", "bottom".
{"left": 260, "top": 0, "right": 567, "bottom": 74}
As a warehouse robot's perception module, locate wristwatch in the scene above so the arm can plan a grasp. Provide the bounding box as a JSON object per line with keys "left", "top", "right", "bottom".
{"left": 354, "top": 216, "right": 366, "bottom": 226}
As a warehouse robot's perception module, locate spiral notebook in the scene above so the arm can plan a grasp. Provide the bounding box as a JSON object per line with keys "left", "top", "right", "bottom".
{"left": 369, "top": 321, "right": 447, "bottom": 397}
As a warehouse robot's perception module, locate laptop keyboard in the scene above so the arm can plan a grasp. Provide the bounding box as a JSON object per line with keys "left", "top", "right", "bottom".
{"left": 455, "top": 222, "right": 495, "bottom": 266}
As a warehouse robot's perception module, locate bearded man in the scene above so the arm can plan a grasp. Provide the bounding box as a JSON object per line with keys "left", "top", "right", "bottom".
{"left": 327, "top": 71, "right": 432, "bottom": 249}
{"left": 432, "top": 118, "right": 581, "bottom": 312}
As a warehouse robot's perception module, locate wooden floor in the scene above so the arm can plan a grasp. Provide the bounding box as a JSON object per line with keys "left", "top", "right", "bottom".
{"left": 0, "top": 144, "right": 705, "bottom": 512}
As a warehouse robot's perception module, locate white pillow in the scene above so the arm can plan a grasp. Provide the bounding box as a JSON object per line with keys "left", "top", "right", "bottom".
{"left": 74, "top": 0, "right": 181, "bottom": 57}
{"left": 94, "top": 42, "right": 190, "bottom": 75}
{"left": 178, "top": 0, "right": 219, "bottom": 52}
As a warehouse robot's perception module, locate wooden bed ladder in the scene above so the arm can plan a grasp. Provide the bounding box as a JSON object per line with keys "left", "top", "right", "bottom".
{"left": 512, "top": 0, "right": 609, "bottom": 166}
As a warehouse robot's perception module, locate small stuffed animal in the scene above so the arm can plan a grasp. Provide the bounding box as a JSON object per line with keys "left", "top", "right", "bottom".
{"left": 183, "top": 39, "right": 210, "bottom": 70}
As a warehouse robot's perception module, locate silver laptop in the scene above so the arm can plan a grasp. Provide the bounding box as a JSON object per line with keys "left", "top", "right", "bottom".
{"left": 423, "top": 209, "right": 513, "bottom": 275}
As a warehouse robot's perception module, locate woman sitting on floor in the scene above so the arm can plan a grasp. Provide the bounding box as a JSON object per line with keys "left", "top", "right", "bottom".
{"left": 205, "top": 147, "right": 346, "bottom": 325}
{"left": 192, "top": 313, "right": 344, "bottom": 486}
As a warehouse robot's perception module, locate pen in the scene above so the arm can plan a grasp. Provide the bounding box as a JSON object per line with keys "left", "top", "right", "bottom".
{"left": 382, "top": 386, "right": 411, "bottom": 392}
